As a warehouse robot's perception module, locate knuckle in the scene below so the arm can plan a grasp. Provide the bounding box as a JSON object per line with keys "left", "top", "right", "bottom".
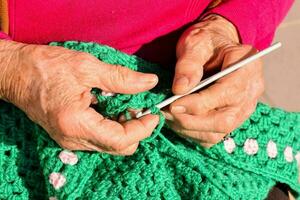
{"left": 178, "top": 118, "right": 193, "bottom": 130}
{"left": 195, "top": 91, "right": 212, "bottom": 110}
{"left": 227, "top": 44, "right": 256, "bottom": 57}
{"left": 222, "top": 84, "right": 239, "bottom": 102}
{"left": 241, "top": 44, "right": 254, "bottom": 52}
{"left": 185, "top": 131, "right": 202, "bottom": 141}
{"left": 74, "top": 52, "right": 93, "bottom": 61}
{"left": 110, "top": 139, "right": 129, "bottom": 152}
{"left": 110, "top": 65, "right": 128, "bottom": 85}
{"left": 76, "top": 55, "right": 94, "bottom": 67}
{"left": 183, "top": 28, "right": 209, "bottom": 48}
{"left": 74, "top": 53, "right": 97, "bottom": 69}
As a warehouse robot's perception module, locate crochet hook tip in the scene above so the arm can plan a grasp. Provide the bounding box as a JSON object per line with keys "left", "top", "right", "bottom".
{"left": 136, "top": 110, "right": 151, "bottom": 118}
{"left": 136, "top": 111, "right": 143, "bottom": 118}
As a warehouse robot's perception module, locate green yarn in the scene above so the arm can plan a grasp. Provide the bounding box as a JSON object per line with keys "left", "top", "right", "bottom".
{"left": 0, "top": 41, "right": 300, "bottom": 200}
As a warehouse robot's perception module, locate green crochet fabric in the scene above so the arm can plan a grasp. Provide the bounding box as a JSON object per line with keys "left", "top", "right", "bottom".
{"left": 0, "top": 41, "right": 300, "bottom": 200}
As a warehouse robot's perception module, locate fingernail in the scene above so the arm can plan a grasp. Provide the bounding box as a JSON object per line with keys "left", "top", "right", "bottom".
{"left": 101, "top": 91, "right": 115, "bottom": 97}
{"left": 143, "top": 74, "right": 158, "bottom": 84}
{"left": 161, "top": 110, "right": 174, "bottom": 121}
{"left": 171, "top": 106, "right": 186, "bottom": 114}
{"left": 175, "top": 76, "right": 189, "bottom": 88}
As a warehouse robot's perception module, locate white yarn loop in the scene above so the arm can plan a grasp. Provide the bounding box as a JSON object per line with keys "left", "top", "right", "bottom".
{"left": 244, "top": 139, "right": 259, "bottom": 155}
{"left": 284, "top": 146, "right": 294, "bottom": 162}
{"left": 59, "top": 150, "right": 78, "bottom": 165}
{"left": 49, "top": 172, "right": 66, "bottom": 190}
{"left": 267, "top": 140, "right": 278, "bottom": 158}
{"left": 224, "top": 138, "right": 236, "bottom": 154}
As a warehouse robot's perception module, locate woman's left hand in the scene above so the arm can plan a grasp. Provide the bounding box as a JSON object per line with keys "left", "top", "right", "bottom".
{"left": 164, "top": 15, "right": 265, "bottom": 148}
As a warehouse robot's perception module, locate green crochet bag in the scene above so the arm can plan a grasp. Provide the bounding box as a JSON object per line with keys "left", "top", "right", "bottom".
{"left": 0, "top": 41, "right": 299, "bottom": 200}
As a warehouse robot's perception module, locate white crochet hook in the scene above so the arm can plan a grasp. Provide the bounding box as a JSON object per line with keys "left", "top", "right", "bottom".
{"left": 136, "top": 42, "right": 282, "bottom": 119}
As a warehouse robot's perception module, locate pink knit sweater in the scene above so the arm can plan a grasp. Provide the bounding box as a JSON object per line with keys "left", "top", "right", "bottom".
{"left": 0, "top": 0, "right": 294, "bottom": 64}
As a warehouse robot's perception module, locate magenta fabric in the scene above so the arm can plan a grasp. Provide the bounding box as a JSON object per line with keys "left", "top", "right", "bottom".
{"left": 206, "top": 0, "right": 294, "bottom": 50}
{"left": 1, "top": 0, "right": 294, "bottom": 63}
{"left": 0, "top": 31, "right": 10, "bottom": 40}
{"left": 7, "top": 0, "right": 211, "bottom": 54}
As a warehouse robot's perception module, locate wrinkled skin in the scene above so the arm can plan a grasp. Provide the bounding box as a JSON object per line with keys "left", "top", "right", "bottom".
{"left": 0, "top": 14, "right": 264, "bottom": 155}
{"left": 0, "top": 41, "right": 159, "bottom": 155}
{"left": 164, "top": 15, "right": 265, "bottom": 147}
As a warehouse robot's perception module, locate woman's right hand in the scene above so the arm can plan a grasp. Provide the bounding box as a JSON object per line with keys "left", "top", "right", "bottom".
{"left": 0, "top": 40, "right": 159, "bottom": 155}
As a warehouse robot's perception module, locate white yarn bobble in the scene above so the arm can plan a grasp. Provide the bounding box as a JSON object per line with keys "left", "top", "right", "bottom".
{"left": 243, "top": 139, "right": 259, "bottom": 155}
{"left": 59, "top": 150, "right": 78, "bottom": 165}
{"left": 49, "top": 172, "right": 66, "bottom": 190}
{"left": 223, "top": 138, "right": 236, "bottom": 154}
{"left": 101, "top": 91, "right": 115, "bottom": 97}
{"left": 267, "top": 140, "right": 278, "bottom": 158}
{"left": 284, "top": 146, "right": 294, "bottom": 162}
{"left": 49, "top": 197, "right": 58, "bottom": 200}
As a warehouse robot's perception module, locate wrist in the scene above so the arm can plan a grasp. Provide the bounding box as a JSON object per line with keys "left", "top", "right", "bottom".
{"left": 0, "top": 40, "right": 28, "bottom": 104}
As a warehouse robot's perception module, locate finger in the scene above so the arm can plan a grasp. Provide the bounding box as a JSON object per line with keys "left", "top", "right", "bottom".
{"left": 173, "top": 38, "right": 214, "bottom": 94}
{"left": 221, "top": 46, "right": 265, "bottom": 101}
{"left": 170, "top": 80, "right": 240, "bottom": 115}
{"left": 170, "top": 45, "right": 258, "bottom": 115}
{"left": 119, "top": 114, "right": 159, "bottom": 148}
{"left": 83, "top": 62, "right": 158, "bottom": 94}
{"left": 170, "top": 46, "right": 261, "bottom": 114}
{"left": 167, "top": 120, "right": 226, "bottom": 143}
{"left": 161, "top": 109, "right": 174, "bottom": 121}
{"left": 81, "top": 108, "right": 159, "bottom": 152}
{"left": 56, "top": 138, "right": 95, "bottom": 151}
{"left": 199, "top": 142, "right": 215, "bottom": 148}
{"left": 173, "top": 131, "right": 217, "bottom": 148}
{"left": 171, "top": 98, "right": 255, "bottom": 135}
{"left": 86, "top": 142, "right": 139, "bottom": 156}
{"left": 166, "top": 121, "right": 218, "bottom": 148}
{"left": 61, "top": 137, "right": 138, "bottom": 156}
{"left": 171, "top": 107, "right": 239, "bottom": 133}
{"left": 115, "top": 143, "right": 139, "bottom": 156}
{"left": 219, "top": 45, "right": 261, "bottom": 90}
{"left": 171, "top": 47, "right": 259, "bottom": 115}
{"left": 221, "top": 45, "right": 258, "bottom": 71}
{"left": 118, "top": 108, "right": 143, "bottom": 122}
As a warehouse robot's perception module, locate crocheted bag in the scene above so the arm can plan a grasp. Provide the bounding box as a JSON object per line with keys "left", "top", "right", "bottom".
{"left": 0, "top": 41, "right": 299, "bottom": 200}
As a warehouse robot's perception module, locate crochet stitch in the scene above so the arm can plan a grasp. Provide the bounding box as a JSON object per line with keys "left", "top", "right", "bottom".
{"left": 0, "top": 41, "right": 299, "bottom": 200}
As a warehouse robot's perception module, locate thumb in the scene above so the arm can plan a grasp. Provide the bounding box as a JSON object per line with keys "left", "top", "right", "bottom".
{"left": 172, "top": 49, "right": 210, "bottom": 94}
{"left": 89, "top": 63, "right": 158, "bottom": 94}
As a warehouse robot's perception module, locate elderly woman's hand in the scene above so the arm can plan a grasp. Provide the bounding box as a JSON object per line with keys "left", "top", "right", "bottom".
{"left": 165, "top": 15, "right": 265, "bottom": 147}
{"left": 0, "top": 40, "right": 159, "bottom": 155}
